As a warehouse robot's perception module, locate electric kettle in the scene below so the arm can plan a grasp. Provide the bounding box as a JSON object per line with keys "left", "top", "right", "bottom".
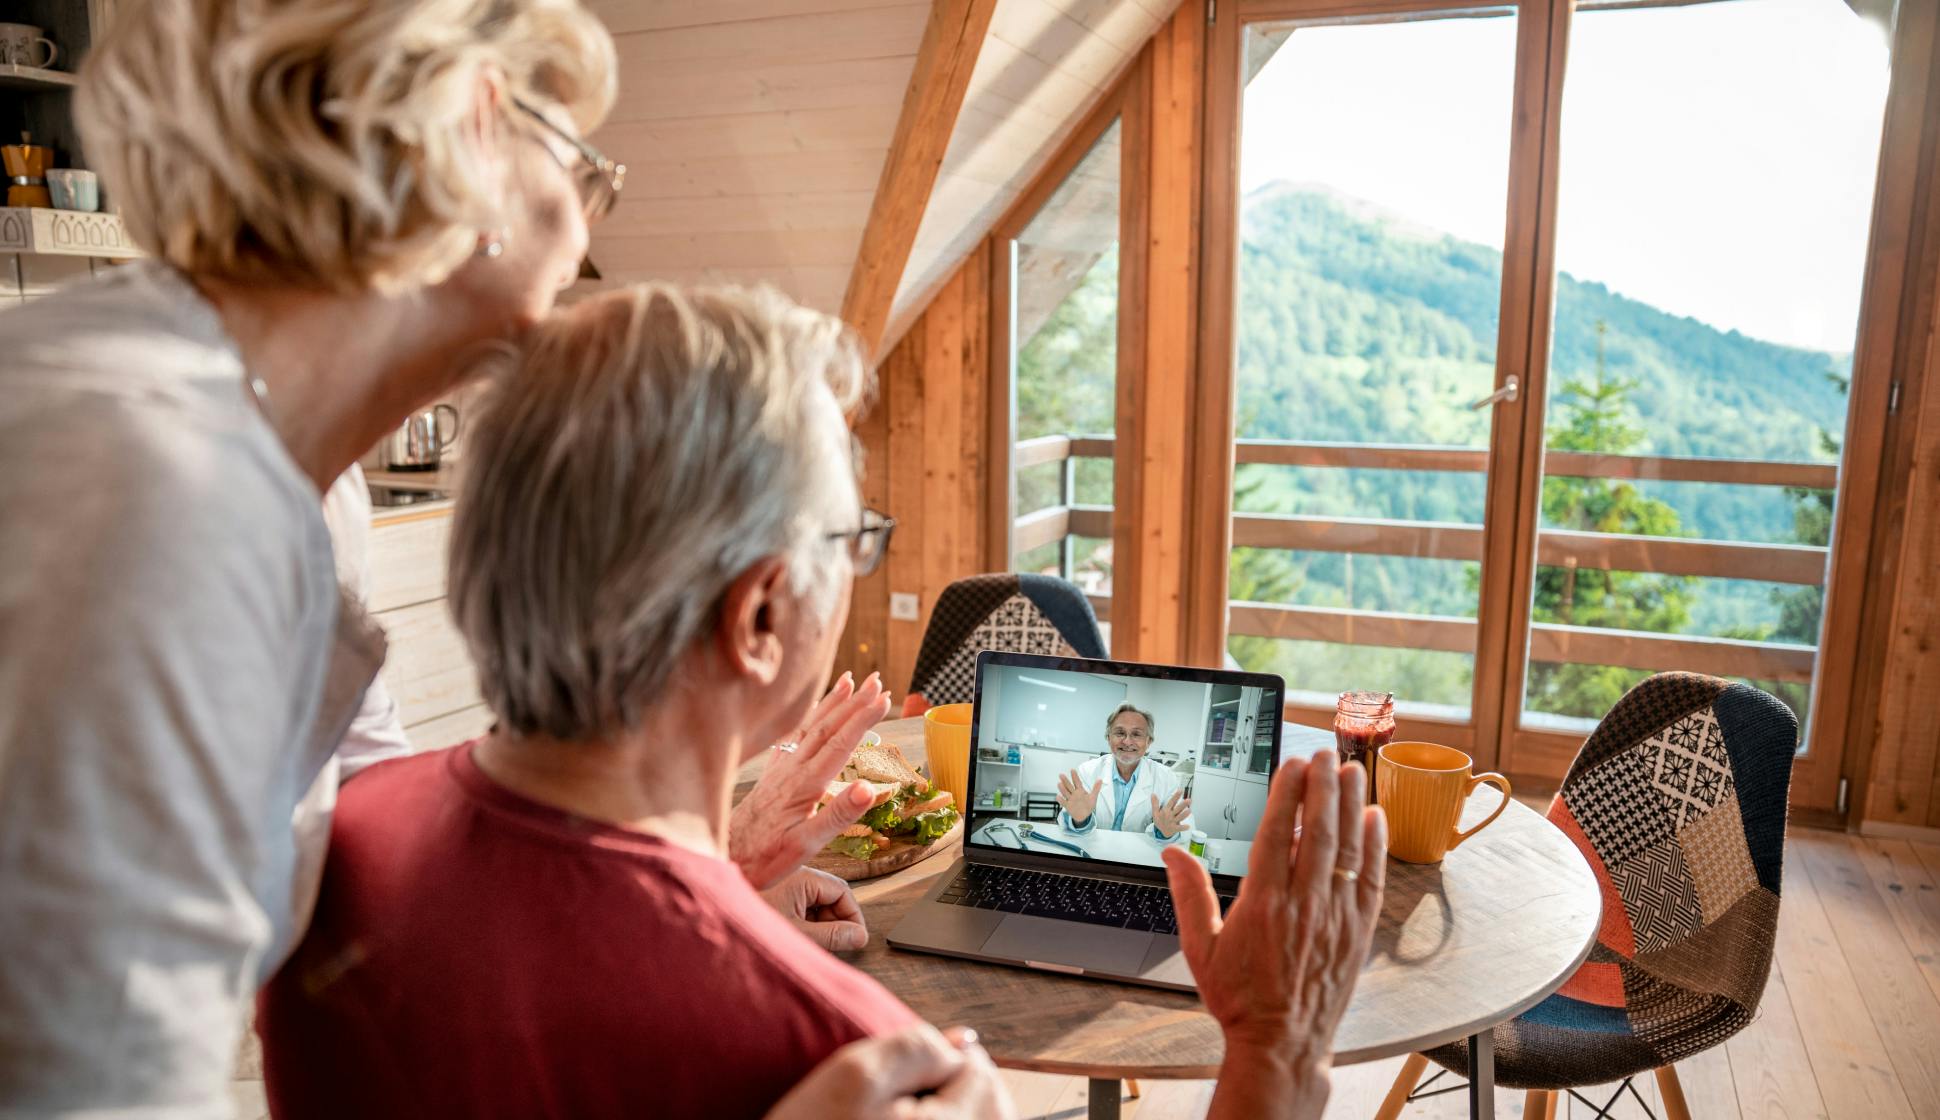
{"left": 382, "top": 403, "right": 460, "bottom": 471}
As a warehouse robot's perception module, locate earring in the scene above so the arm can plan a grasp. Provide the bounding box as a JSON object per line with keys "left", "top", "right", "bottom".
{"left": 479, "top": 233, "right": 505, "bottom": 259}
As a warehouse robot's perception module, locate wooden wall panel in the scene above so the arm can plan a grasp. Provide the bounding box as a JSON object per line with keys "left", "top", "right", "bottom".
{"left": 1862, "top": 266, "right": 1940, "bottom": 830}
{"left": 837, "top": 245, "right": 993, "bottom": 695}
{"left": 1847, "top": 0, "right": 1940, "bottom": 834}
{"left": 1109, "top": 5, "right": 1202, "bottom": 664}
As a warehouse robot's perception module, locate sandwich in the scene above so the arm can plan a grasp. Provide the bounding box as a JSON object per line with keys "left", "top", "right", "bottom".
{"left": 819, "top": 739, "right": 960, "bottom": 861}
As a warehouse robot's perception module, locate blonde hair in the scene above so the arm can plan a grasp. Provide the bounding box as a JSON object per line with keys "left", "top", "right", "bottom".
{"left": 76, "top": 0, "right": 615, "bottom": 293}
{"left": 448, "top": 283, "right": 872, "bottom": 740}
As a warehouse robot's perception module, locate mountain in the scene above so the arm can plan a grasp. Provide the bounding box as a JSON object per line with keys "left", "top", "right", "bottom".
{"left": 1012, "top": 182, "right": 1847, "bottom": 708}
{"left": 1233, "top": 182, "right": 1851, "bottom": 543}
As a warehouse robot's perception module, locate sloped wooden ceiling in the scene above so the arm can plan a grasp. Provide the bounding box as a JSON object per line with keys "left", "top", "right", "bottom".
{"left": 581, "top": 0, "right": 1171, "bottom": 334}
{"left": 582, "top": 1, "right": 933, "bottom": 314}
{"left": 883, "top": 0, "right": 1173, "bottom": 346}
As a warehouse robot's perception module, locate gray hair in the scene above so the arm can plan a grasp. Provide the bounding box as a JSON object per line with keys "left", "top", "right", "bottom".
{"left": 448, "top": 283, "right": 870, "bottom": 740}
{"left": 1104, "top": 704, "right": 1155, "bottom": 738}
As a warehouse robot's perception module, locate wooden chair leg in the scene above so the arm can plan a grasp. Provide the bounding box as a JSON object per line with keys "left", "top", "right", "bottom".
{"left": 1374, "top": 1053, "right": 1429, "bottom": 1120}
{"left": 1124, "top": 1078, "right": 1141, "bottom": 1099}
{"left": 1655, "top": 1065, "right": 1692, "bottom": 1120}
{"left": 1523, "top": 1089, "right": 1555, "bottom": 1119}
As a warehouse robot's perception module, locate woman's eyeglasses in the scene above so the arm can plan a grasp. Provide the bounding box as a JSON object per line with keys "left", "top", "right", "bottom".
{"left": 829, "top": 508, "right": 896, "bottom": 577}
{"left": 513, "top": 97, "right": 626, "bottom": 222}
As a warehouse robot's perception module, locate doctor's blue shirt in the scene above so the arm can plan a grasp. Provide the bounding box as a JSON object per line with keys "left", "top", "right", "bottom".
{"left": 1064, "top": 760, "right": 1170, "bottom": 840}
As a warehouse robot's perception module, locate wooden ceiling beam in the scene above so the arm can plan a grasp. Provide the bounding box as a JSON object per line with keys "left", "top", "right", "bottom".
{"left": 841, "top": 0, "right": 999, "bottom": 359}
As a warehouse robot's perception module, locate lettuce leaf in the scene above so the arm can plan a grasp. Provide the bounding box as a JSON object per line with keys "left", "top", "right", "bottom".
{"left": 907, "top": 808, "right": 959, "bottom": 845}
{"left": 859, "top": 801, "right": 903, "bottom": 833}
{"left": 827, "top": 833, "right": 883, "bottom": 861}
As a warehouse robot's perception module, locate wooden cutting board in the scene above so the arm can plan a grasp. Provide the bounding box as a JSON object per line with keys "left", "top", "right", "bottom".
{"left": 808, "top": 819, "right": 964, "bottom": 882}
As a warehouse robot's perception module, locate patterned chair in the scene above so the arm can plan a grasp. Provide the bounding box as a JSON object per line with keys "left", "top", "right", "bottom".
{"left": 900, "top": 573, "right": 1107, "bottom": 717}
{"left": 1375, "top": 672, "right": 1799, "bottom": 1120}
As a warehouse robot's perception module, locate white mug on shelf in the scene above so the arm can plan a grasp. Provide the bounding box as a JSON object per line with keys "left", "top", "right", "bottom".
{"left": 0, "top": 24, "right": 58, "bottom": 70}
{"left": 47, "top": 169, "right": 98, "bottom": 212}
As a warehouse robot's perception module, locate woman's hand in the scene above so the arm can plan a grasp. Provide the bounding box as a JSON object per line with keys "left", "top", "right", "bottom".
{"left": 761, "top": 866, "right": 868, "bottom": 952}
{"left": 1160, "top": 751, "right": 1386, "bottom": 1120}
{"left": 1150, "top": 790, "right": 1192, "bottom": 837}
{"left": 731, "top": 673, "right": 892, "bottom": 889}
{"left": 763, "top": 1025, "right": 1017, "bottom": 1120}
{"left": 1056, "top": 769, "right": 1101, "bottom": 825}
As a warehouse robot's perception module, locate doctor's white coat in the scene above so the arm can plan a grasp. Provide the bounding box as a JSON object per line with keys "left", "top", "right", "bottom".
{"left": 1057, "top": 753, "right": 1193, "bottom": 838}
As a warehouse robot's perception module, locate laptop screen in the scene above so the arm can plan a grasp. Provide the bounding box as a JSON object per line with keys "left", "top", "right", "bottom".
{"left": 964, "top": 651, "right": 1284, "bottom": 881}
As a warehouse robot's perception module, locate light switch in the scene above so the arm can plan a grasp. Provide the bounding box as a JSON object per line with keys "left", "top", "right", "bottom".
{"left": 889, "top": 592, "right": 920, "bottom": 621}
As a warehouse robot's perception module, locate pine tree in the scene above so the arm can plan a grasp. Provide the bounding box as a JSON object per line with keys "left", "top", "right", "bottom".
{"left": 1526, "top": 322, "right": 1696, "bottom": 719}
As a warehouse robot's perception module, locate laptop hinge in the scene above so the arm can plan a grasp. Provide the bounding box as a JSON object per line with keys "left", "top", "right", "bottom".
{"left": 968, "top": 846, "right": 1171, "bottom": 887}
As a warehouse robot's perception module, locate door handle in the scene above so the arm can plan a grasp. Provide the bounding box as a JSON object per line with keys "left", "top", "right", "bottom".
{"left": 1469, "top": 375, "right": 1519, "bottom": 410}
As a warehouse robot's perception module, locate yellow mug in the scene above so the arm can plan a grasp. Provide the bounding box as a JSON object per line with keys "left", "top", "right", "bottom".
{"left": 922, "top": 703, "right": 973, "bottom": 811}
{"left": 1375, "top": 741, "right": 1512, "bottom": 864}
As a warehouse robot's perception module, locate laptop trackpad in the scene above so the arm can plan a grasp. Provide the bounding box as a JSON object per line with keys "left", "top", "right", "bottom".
{"left": 1139, "top": 934, "right": 1197, "bottom": 988}
{"left": 983, "top": 916, "right": 1153, "bottom": 976}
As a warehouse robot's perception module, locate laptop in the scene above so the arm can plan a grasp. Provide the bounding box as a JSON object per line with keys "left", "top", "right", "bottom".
{"left": 886, "top": 651, "right": 1284, "bottom": 991}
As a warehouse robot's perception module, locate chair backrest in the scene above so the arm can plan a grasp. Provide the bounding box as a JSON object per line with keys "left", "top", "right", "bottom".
{"left": 1545, "top": 672, "right": 1798, "bottom": 1060}
{"left": 902, "top": 573, "right": 1107, "bottom": 715}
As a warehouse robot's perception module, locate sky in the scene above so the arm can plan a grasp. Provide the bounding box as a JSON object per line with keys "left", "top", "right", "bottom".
{"left": 1238, "top": 0, "right": 1892, "bottom": 354}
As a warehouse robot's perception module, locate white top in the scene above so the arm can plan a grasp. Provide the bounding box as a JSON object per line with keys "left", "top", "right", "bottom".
{"left": 1057, "top": 753, "right": 1194, "bottom": 838}
{"left": 0, "top": 263, "right": 384, "bottom": 1115}
{"left": 321, "top": 466, "right": 415, "bottom": 781}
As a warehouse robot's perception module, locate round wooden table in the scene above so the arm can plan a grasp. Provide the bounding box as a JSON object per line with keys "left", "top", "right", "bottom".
{"left": 835, "top": 718, "right": 1602, "bottom": 1120}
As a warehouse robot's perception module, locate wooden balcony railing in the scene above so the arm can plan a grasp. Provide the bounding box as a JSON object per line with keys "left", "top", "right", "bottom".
{"left": 1011, "top": 434, "right": 1835, "bottom": 685}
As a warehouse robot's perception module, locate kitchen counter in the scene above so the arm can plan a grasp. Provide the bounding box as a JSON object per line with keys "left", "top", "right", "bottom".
{"left": 370, "top": 497, "right": 453, "bottom": 527}
{"left": 367, "top": 465, "right": 457, "bottom": 526}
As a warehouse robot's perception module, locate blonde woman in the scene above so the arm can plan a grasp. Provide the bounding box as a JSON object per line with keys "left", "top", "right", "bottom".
{"left": 0, "top": 2, "right": 974, "bottom": 1115}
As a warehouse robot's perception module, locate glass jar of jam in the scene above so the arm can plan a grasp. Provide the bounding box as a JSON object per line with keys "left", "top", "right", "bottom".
{"left": 1334, "top": 691, "right": 1396, "bottom": 800}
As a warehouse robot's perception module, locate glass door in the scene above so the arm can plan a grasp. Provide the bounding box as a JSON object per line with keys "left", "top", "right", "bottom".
{"left": 1499, "top": 0, "right": 1895, "bottom": 810}
{"left": 1214, "top": 1, "right": 1552, "bottom": 762}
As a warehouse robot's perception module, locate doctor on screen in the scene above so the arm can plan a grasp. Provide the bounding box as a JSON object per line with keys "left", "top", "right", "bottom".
{"left": 1056, "top": 704, "right": 1194, "bottom": 840}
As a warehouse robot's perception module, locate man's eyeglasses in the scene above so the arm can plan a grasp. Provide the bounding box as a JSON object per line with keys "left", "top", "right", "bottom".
{"left": 513, "top": 97, "right": 626, "bottom": 222}
{"left": 829, "top": 508, "right": 896, "bottom": 577}
{"left": 1109, "top": 728, "right": 1151, "bottom": 744}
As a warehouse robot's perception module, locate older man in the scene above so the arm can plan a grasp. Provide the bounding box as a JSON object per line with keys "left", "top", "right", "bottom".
{"left": 258, "top": 285, "right": 963, "bottom": 1119}
{"left": 260, "top": 283, "right": 1389, "bottom": 1120}
{"left": 1057, "top": 704, "right": 1194, "bottom": 839}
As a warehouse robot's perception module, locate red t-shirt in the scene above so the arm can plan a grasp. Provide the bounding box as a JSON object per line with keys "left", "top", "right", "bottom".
{"left": 258, "top": 743, "right": 919, "bottom": 1119}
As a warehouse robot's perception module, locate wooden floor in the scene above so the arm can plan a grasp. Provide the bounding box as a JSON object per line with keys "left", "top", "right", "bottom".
{"left": 997, "top": 828, "right": 1940, "bottom": 1120}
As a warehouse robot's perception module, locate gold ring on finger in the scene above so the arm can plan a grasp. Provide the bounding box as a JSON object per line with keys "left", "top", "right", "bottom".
{"left": 1332, "top": 866, "right": 1359, "bottom": 883}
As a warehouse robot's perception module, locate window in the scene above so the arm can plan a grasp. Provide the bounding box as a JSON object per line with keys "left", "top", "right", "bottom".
{"left": 1002, "top": 119, "right": 1123, "bottom": 602}
{"left": 1224, "top": 11, "right": 1521, "bottom": 721}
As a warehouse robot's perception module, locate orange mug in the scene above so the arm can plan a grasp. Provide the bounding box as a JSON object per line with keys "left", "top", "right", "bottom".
{"left": 1375, "top": 741, "right": 1512, "bottom": 864}
{"left": 921, "top": 703, "right": 973, "bottom": 811}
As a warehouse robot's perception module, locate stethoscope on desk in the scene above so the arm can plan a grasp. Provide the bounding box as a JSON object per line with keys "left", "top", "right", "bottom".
{"left": 987, "top": 821, "right": 1090, "bottom": 859}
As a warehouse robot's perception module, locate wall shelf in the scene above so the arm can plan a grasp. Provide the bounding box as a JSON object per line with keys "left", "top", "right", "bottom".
{"left": 0, "top": 65, "right": 77, "bottom": 91}
{"left": 0, "top": 207, "right": 139, "bottom": 258}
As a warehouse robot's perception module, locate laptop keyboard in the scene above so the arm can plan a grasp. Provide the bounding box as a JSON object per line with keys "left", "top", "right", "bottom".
{"left": 937, "top": 864, "right": 1234, "bottom": 935}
